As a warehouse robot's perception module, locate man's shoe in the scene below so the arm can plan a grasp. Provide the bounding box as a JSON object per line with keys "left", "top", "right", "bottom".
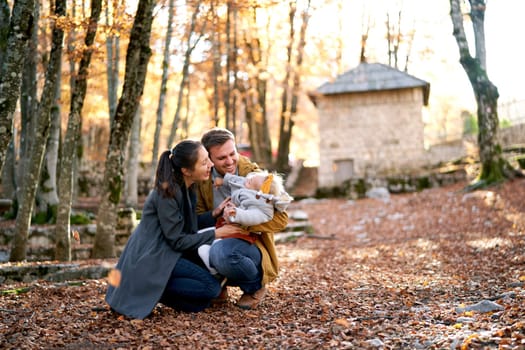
{"left": 236, "top": 286, "right": 266, "bottom": 310}
{"left": 212, "top": 286, "right": 229, "bottom": 304}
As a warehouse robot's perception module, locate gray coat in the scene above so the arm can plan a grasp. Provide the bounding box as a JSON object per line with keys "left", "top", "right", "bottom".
{"left": 105, "top": 186, "right": 215, "bottom": 319}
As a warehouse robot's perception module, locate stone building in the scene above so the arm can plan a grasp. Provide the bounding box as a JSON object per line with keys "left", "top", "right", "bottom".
{"left": 309, "top": 62, "right": 430, "bottom": 188}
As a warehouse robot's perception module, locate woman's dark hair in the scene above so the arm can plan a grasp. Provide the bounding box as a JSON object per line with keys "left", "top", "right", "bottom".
{"left": 154, "top": 140, "right": 202, "bottom": 198}
{"left": 201, "top": 127, "right": 235, "bottom": 153}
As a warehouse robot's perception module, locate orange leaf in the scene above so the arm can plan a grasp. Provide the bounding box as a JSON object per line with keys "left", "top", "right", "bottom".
{"left": 334, "top": 318, "right": 350, "bottom": 327}
{"left": 71, "top": 230, "right": 80, "bottom": 242}
{"left": 108, "top": 268, "right": 122, "bottom": 287}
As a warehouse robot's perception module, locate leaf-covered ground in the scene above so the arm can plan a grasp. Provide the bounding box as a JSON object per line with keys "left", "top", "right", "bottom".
{"left": 1, "top": 179, "right": 524, "bottom": 349}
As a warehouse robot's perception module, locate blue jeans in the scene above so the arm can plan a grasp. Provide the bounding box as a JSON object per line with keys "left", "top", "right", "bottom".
{"left": 160, "top": 257, "right": 221, "bottom": 312}
{"left": 209, "top": 238, "right": 263, "bottom": 294}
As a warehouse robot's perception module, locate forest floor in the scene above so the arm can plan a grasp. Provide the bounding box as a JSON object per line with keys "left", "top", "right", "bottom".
{"left": 1, "top": 178, "right": 524, "bottom": 349}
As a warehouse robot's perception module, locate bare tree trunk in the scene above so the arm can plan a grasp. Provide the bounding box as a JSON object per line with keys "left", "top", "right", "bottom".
{"left": 0, "top": 0, "right": 9, "bottom": 67}
{"left": 1, "top": 140, "right": 16, "bottom": 202}
{"left": 0, "top": 4, "right": 8, "bottom": 197}
{"left": 0, "top": 0, "right": 17, "bottom": 205}
{"left": 242, "top": 7, "right": 271, "bottom": 168}
{"left": 55, "top": 0, "right": 102, "bottom": 261}
{"left": 10, "top": 0, "right": 65, "bottom": 261}
{"left": 359, "top": 16, "right": 370, "bottom": 64}
{"left": 92, "top": 0, "right": 155, "bottom": 258}
{"left": 35, "top": 0, "right": 59, "bottom": 220}
{"left": 37, "top": 63, "right": 62, "bottom": 219}
{"left": 181, "top": 77, "right": 191, "bottom": 138}
{"left": 167, "top": 3, "right": 204, "bottom": 147}
{"left": 105, "top": 0, "right": 120, "bottom": 126}
{"left": 449, "top": 0, "right": 518, "bottom": 188}
{"left": 403, "top": 29, "right": 414, "bottom": 72}
{"left": 33, "top": 0, "right": 57, "bottom": 219}
{"left": 276, "top": 1, "right": 295, "bottom": 172}
{"left": 150, "top": 0, "right": 174, "bottom": 185}
{"left": 386, "top": 11, "right": 402, "bottom": 69}
{"left": 211, "top": 0, "right": 221, "bottom": 126}
{"left": 230, "top": 3, "right": 238, "bottom": 134}
{"left": 125, "top": 106, "right": 141, "bottom": 208}
{"left": 223, "top": 1, "right": 232, "bottom": 128}
{"left": 470, "top": 1, "right": 486, "bottom": 71}
{"left": 276, "top": 0, "right": 310, "bottom": 173}
{"left": 0, "top": 0, "right": 35, "bottom": 174}
{"left": 18, "top": 1, "right": 39, "bottom": 202}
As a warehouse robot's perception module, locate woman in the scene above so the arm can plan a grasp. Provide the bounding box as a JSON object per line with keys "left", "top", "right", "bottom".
{"left": 105, "top": 140, "right": 244, "bottom": 319}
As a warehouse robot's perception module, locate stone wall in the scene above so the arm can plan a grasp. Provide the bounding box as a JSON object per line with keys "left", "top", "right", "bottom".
{"left": 317, "top": 90, "right": 525, "bottom": 190}
{"left": 0, "top": 208, "right": 137, "bottom": 263}
{"left": 500, "top": 123, "right": 525, "bottom": 146}
{"left": 317, "top": 88, "right": 426, "bottom": 188}
{"left": 315, "top": 120, "right": 525, "bottom": 196}
{"left": 77, "top": 160, "right": 152, "bottom": 198}
{"left": 424, "top": 123, "right": 525, "bottom": 166}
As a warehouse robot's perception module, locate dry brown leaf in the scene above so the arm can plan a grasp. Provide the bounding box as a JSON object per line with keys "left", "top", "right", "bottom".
{"left": 71, "top": 230, "right": 80, "bottom": 242}
{"left": 1, "top": 178, "right": 524, "bottom": 349}
{"left": 334, "top": 318, "right": 350, "bottom": 327}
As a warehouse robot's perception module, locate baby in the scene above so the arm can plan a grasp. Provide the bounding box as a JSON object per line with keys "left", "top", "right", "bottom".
{"left": 217, "top": 171, "right": 292, "bottom": 225}
{"left": 198, "top": 171, "right": 293, "bottom": 274}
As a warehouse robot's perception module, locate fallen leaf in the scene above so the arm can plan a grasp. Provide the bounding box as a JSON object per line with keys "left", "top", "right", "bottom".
{"left": 71, "top": 230, "right": 80, "bottom": 242}
{"left": 107, "top": 268, "right": 121, "bottom": 287}
{"left": 334, "top": 318, "right": 350, "bottom": 327}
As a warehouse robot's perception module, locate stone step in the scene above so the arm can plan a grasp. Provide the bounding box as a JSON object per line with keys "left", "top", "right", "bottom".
{"left": 275, "top": 231, "right": 305, "bottom": 243}
{"left": 283, "top": 221, "right": 313, "bottom": 233}
{"left": 0, "top": 262, "right": 111, "bottom": 285}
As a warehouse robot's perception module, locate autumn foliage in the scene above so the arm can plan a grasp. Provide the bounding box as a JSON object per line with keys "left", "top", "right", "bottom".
{"left": 1, "top": 178, "right": 524, "bottom": 348}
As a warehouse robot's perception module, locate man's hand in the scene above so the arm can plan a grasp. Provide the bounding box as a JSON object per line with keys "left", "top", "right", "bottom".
{"left": 212, "top": 196, "right": 231, "bottom": 218}
{"left": 213, "top": 177, "right": 224, "bottom": 187}
{"left": 215, "top": 223, "right": 249, "bottom": 238}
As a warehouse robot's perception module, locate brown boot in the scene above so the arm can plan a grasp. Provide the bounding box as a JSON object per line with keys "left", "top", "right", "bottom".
{"left": 212, "top": 286, "right": 229, "bottom": 304}
{"left": 236, "top": 286, "right": 266, "bottom": 310}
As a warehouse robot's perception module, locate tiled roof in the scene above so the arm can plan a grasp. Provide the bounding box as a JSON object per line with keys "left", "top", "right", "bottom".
{"left": 312, "top": 62, "right": 430, "bottom": 105}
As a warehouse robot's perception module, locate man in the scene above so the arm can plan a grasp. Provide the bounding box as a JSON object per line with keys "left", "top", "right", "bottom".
{"left": 196, "top": 128, "right": 288, "bottom": 309}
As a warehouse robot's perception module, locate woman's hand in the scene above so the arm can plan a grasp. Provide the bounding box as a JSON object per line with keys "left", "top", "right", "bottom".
{"left": 212, "top": 196, "right": 231, "bottom": 218}
{"left": 215, "top": 224, "right": 248, "bottom": 239}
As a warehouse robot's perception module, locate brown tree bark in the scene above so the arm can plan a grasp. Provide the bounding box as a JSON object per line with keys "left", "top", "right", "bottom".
{"left": 91, "top": 0, "right": 155, "bottom": 258}
{"left": 54, "top": 0, "right": 102, "bottom": 261}
{"left": 0, "top": 0, "right": 35, "bottom": 175}
{"left": 18, "top": 2, "right": 39, "bottom": 196}
{"left": 105, "top": 0, "right": 121, "bottom": 128}
{"left": 10, "top": 0, "right": 65, "bottom": 261}
{"left": 242, "top": 7, "right": 271, "bottom": 168}
{"left": 449, "top": 0, "right": 519, "bottom": 189}
{"left": 276, "top": 0, "right": 310, "bottom": 173}
{"left": 210, "top": 0, "right": 222, "bottom": 126}
{"left": 0, "top": 0, "right": 9, "bottom": 66}
{"left": 37, "top": 62, "right": 62, "bottom": 219}
{"left": 167, "top": 2, "right": 204, "bottom": 148}
{"left": 125, "top": 106, "right": 141, "bottom": 208}
{"left": 150, "top": 0, "right": 174, "bottom": 185}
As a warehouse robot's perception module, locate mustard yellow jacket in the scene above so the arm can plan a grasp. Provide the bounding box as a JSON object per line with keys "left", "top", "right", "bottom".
{"left": 196, "top": 156, "right": 288, "bottom": 285}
